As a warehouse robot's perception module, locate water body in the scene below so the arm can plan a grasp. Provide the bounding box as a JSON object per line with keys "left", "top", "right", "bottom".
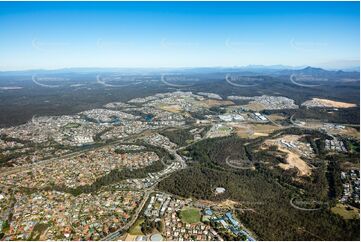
{"left": 109, "top": 116, "right": 121, "bottom": 125}
{"left": 144, "top": 114, "right": 154, "bottom": 122}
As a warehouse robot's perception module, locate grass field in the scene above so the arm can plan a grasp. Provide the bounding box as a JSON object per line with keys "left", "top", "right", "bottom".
{"left": 128, "top": 218, "right": 144, "bottom": 235}
{"left": 179, "top": 207, "right": 201, "bottom": 224}
{"left": 158, "top": 104, "right": 182, "bottom": 113}
{"left": 64, "top": 122, "right": 81, "bottom": 128}
{"left": 331, "top": 204, "right": 360, "bottom": 220}
{"left": 234, "top": 123, "right": 281, "bottom": 139}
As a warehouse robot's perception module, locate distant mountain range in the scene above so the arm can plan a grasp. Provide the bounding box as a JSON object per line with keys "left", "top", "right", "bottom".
{"left": 274, "top": 66, "right": 360, "bottom": 78}
{"left": 0, "top": 65, "right": 359, "bottom": 76}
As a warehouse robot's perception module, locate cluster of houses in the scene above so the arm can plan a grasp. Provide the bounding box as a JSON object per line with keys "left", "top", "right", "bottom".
{"left": 138, "top": 192, "right": 256, "bottom": 241}
{"left": 340, "top": 170, "right": 360, "bottom": 205}
{"left": 0, "top": 145, "right": 159, "bottom": 190}
{"left": 142, "top": 134, "right": 177, "bottom": 150}
{"left": 325, "top": 139, "right": 348, "bottom": 153}
{"left": 0, "top": 190, "right": 143, "bottom": 240}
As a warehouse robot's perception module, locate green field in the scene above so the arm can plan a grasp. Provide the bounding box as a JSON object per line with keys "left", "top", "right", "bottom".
{"left": 64, "top": 122, "right": 81, "bottom": 129}
{"left": 331, "top": 204, "right": 360, "bottom": 220}
{"left": 179, "top": 207, "right": 201, "bottom": 224}
{"left": 218, "top": 126, "right": 232, "bottom": 132}
{"left": 128, "top": 218, "right": 144, "bottom": 235}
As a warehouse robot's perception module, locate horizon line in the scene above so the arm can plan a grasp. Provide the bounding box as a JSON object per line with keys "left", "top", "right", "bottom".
{"left": 1, "top": 64, "right": 360, "bottom": 73}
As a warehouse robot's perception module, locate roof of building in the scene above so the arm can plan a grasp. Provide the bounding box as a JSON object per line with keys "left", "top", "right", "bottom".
{"left": 150, "top": 233, "right": 163, "bottom": 241}
{"left": 215, "top": 187, "right": 226, "bottom": 194}
{"left": 204, "top": 208, "right": 213, "bottom": 216}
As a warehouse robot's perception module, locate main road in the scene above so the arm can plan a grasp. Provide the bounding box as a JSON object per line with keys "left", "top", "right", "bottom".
{"left": 102, "top": 145, "right": 188, "bottom": 241}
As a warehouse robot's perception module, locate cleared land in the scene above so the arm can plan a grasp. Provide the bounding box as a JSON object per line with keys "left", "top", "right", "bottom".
{"left": 233, "top": 123, "right": 281, "bottom": 139}
{"left": 241, "top": 102, "right": 265, "bottom": 111}
{"left": 302, "top": 98, "right": 357, "bottom": 108}
{"left": 202, "top": 99, "right": 234, "bottom": 107}
{"left": 263, "top": 135, "right": 312, "bottom": 176}
{"left": 267, "top": 114, "right": 286, "bottom": 122}
{"left": 329, "top": 127, "right": 360, "bottom": 139}
{"left": 158, "top": 104, "right": 183, "bottom": 113}
{"left": 331, "top": 204, "right": 360, "bottom": 220}
{"left": 278, "top": 148, "right": 311, "bottom": 176}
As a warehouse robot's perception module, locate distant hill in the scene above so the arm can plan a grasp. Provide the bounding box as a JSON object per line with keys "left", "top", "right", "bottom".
{"left": 0, "top": 65, "right": 359, "bottom": 77}
{"left": 274, "top": 66, "right": 360, "bottom": 79}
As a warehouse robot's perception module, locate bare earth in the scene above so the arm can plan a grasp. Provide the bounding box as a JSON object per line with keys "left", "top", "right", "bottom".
{"left": 263, "top": 135, "right": 312, "bottom": 176}
{"left": 267, "top": 114, "right": 286, "bottom": 121}
{"left": 202, "top": 99, "right": 235, "bottom": 107}
{"left": 302, "top": 98, "right": 357, "bottom": 108}
{"left": 158, "top": 104, "right": 183, "bottom": 113}
{"left": 233, "top": 123, "right": 281, "bottom": 139}
{"left": 241, "top": 102, "right": 265, "bottom": 111}
{"left": 278, "top": 147, "right": 311, "bottom": 176}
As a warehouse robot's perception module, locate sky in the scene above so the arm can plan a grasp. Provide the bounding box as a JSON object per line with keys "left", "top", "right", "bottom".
{"left": 0, "top": 1, "right": 359, "bottom": 71}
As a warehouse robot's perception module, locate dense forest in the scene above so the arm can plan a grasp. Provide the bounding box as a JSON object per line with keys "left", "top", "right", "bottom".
{"left": 159, "top": 128, "right": 194, "bottom": 146}
{"left": 263, "top": 107, "right": 360, "bottom": 125}
{"left": 158, "top": 131, "right": 360, "bottom": 240}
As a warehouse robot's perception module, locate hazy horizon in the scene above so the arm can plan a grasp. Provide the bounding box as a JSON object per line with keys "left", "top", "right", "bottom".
{"left": 0, "top": 63, "right": 360, "bottom": 73}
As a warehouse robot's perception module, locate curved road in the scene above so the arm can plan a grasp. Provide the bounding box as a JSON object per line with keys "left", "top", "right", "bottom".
{"left": 289, "top": 197, "right": 324, "bottom": 211}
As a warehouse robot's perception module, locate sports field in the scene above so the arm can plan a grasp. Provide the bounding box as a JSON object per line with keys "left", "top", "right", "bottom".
{"left": 179, "top": 207, "right": 201, "bottom": 224}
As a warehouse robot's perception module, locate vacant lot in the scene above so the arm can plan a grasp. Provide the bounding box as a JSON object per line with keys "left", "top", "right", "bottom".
{"left": 267, "top": 114, "right": 286, "bottom": 122}
{"left": 128, "top": 218, "right": 145, "bottom": 235}
{"left": 202, "top": 99, "right": 234, "bottom": 107}
{"left": 158, "top": 104, "right": 183, "bottom": 113}
{"left": 278, "top": 147, "right": 311, "bottom": 176}
{"left": 302, "top": 98, "right": 357, "bottom": 108}
{"left": 263, "top": 135, "right": 312, "bottom": 176}
{"left": 233, "top": 123, "right": 281, "bottom": 139}
{"left": 331, "top": 203, "right": 360, "bottom": 220}
{"left": 241, "top": 102, "right": 265, "bottom": 111}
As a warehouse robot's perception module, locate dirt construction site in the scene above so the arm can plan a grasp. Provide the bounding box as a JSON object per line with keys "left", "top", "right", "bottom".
{"left": 261, "top": 134, "right": 314, "bottom": 176}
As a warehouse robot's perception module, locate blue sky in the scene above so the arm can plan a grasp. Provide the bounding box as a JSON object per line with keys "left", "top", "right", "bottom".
{"left": 0, "top": 1, "right": 359, "bottom": 70}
